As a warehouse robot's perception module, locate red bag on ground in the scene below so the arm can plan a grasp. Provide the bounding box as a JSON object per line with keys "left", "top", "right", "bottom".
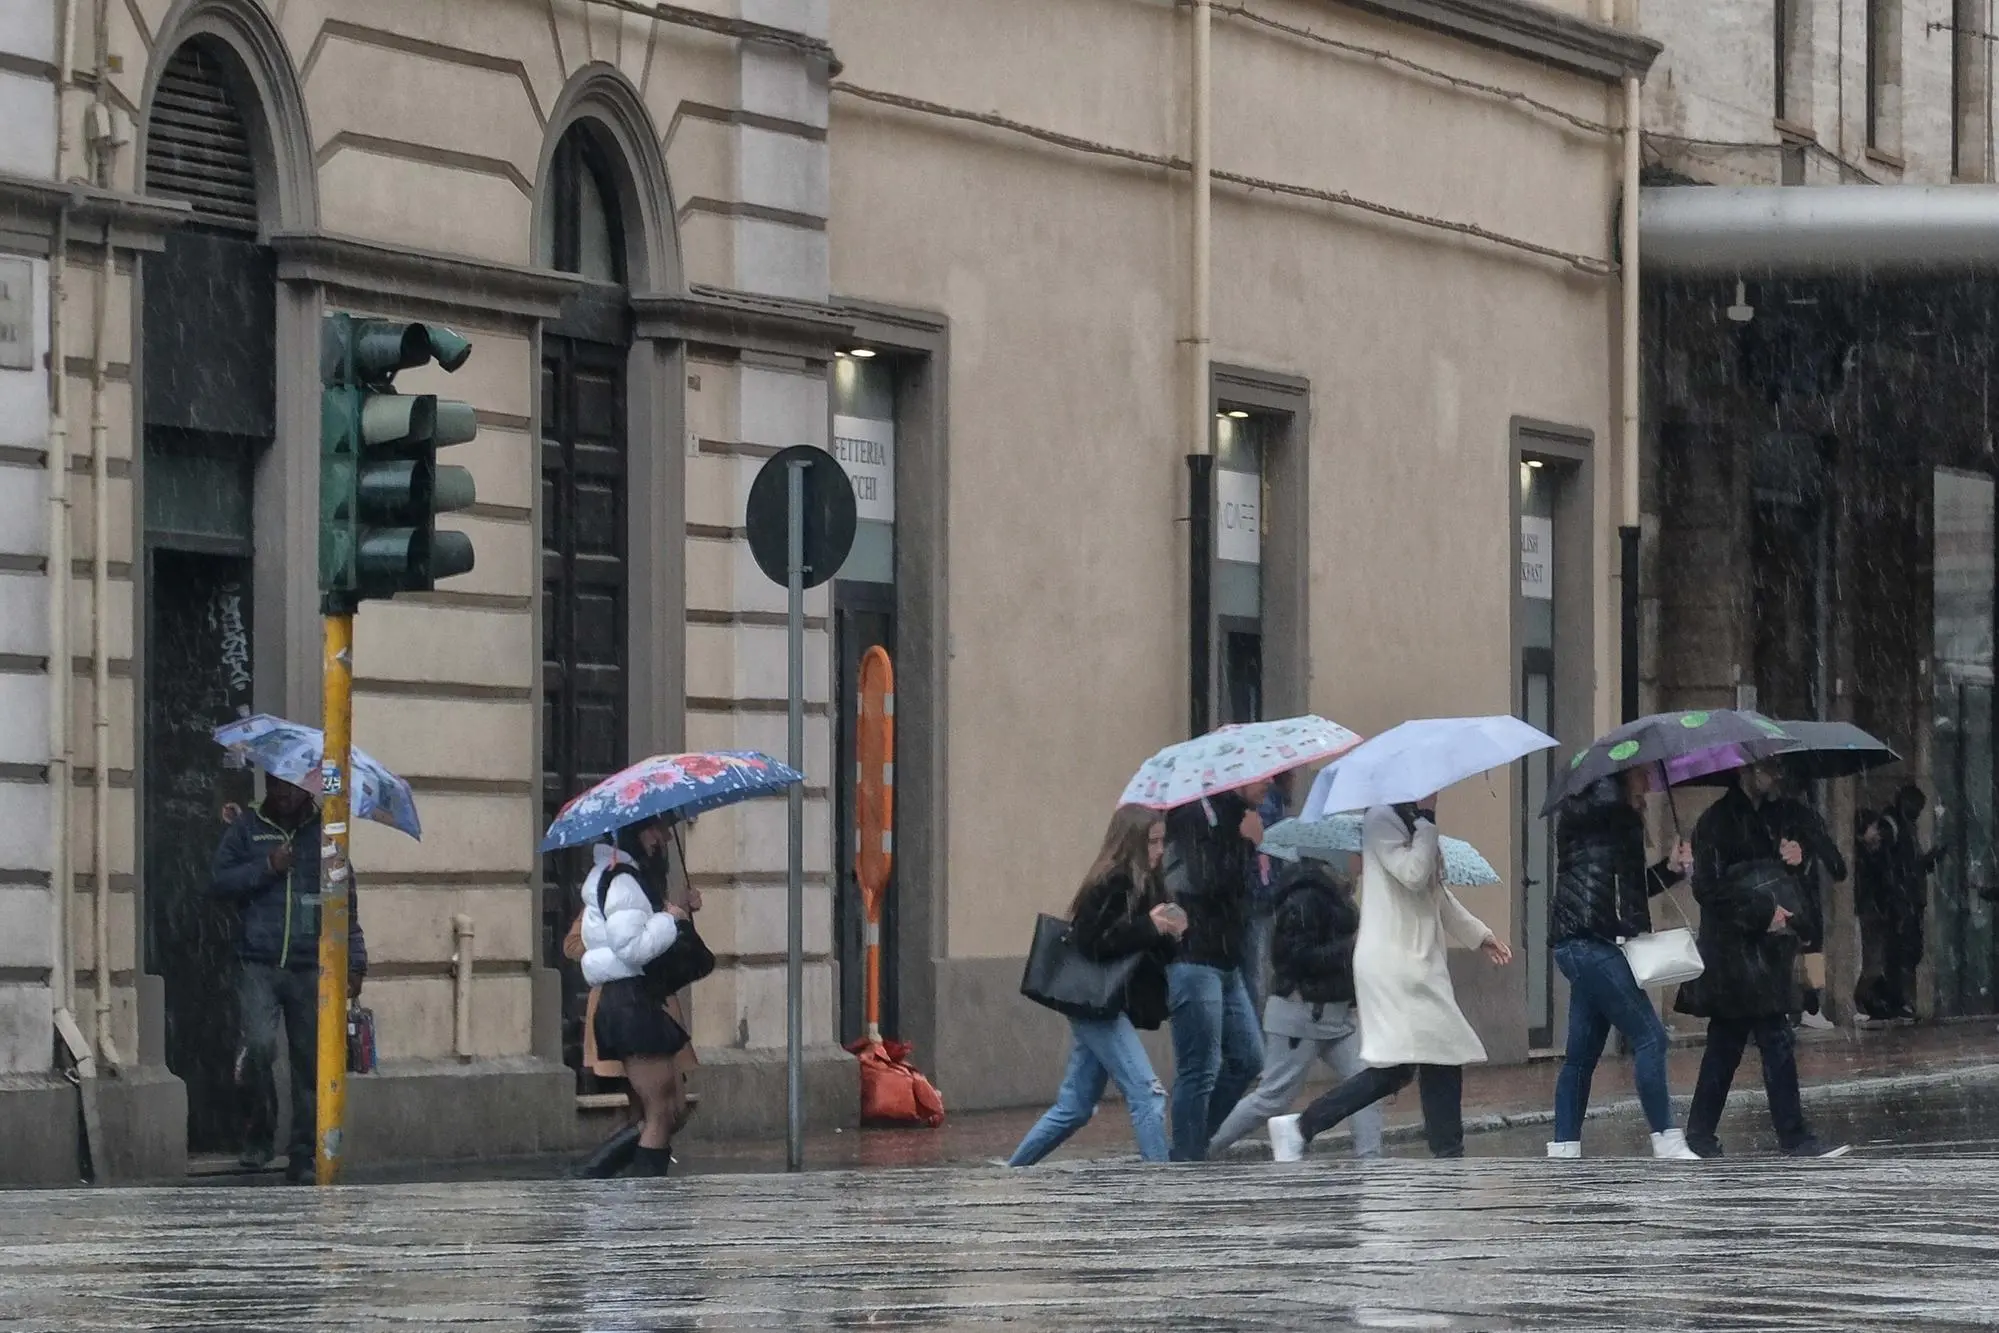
{"left": 846, "top": 1038, "right": 945, "bottom": 1128}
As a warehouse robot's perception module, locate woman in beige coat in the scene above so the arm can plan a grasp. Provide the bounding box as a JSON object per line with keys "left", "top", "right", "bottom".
{"left": 1268, "top": 799, "right": 1512, "bottom": 1160}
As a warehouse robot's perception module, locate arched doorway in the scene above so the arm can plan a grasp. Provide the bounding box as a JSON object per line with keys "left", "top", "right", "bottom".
{"left": 138, "top": 34, "right": 277, "bottom": 1155}
{"left": 540, "top": 121, "right": 636, "bottom": 1085}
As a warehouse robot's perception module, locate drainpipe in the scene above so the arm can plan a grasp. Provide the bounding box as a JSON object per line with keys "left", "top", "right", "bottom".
{"left": 1614, "top": 2, "right": 1643, "bottom": 722}
{"left": 47, "top": 0, "right": 79, "bottom": 1046}
{"left": 1186, "top": 0, "right": 1214, "bottom": 738}
{"left": 85, "top": 0, "right": 124, "bottom": 1071}
{"left": 452, "top": 914, "right": 475, "bottom": 1060}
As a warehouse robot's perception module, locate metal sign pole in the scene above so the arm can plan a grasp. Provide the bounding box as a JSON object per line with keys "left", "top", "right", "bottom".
{"left": 785, "top": 458, "right": 806, "bottom": 1172}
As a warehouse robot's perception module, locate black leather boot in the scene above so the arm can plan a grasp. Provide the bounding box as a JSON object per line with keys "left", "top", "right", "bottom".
{"left": 629, "top": 1145, "right": 672, "bottom": 1178}
{"left": 573, "top": 1122, "right": 642, "bottom": 1179}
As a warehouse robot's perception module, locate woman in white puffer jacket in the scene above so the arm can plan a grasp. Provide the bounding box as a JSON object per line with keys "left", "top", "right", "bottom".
{"left": 580, "top": 837, "right": 688, "bottom": 1176}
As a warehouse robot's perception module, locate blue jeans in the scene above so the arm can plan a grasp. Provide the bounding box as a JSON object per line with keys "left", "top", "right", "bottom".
{"left": 238, "top": 963, "right": 318, "bottom": 1164}
{"left": 1166, "top": 962, "right": 1264, "bottom": 1160}
{"left": 1007, "top": 1015, "right": 1169, "bottom": 1166}
{"left": 1553, "top": 938, "right": 1675, "bottom": 1140}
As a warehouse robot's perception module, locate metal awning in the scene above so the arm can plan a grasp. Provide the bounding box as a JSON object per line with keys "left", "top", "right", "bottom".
{"left": 1640, "top": 184, "right": 1999, "bottom": 274}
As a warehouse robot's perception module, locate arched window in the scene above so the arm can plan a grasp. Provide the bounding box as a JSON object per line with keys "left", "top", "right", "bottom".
{"left": 546, "top": 125, "right": 626, "bottom": 285}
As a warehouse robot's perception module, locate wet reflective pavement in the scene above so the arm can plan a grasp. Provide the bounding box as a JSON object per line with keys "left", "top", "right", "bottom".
{"left": 6, "top": 1155, "right": 1999, "bottom": 1330}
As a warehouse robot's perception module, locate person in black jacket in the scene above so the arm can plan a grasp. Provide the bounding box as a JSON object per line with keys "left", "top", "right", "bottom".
{"left": 1544, "top": 772, "right": 1699, "bottom": 1161}
{"left": 210, "top": 776, "right": 367, "bottom": 1184}
{"left": 1855, "top": 786, "right": 1937, "bottom": 1021}
{"left": 1762, "top": 784, "right": 1846, "bottom": 1029}
{"left": 1163, "top": 783, "right": 1268, "bottom": 1160}
{"left": 1675, "top": 763, "right": 1846, "bottom": 1158}
{"left": 1205, "top": 854, "right": 1383, "bottom": 1158}
{"left": 1008, "top": 806, "right": 1188, "bottom": 1166}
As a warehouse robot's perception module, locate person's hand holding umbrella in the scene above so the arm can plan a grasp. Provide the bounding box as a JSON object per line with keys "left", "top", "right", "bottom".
{"left": 1669, "top": 839, "right": 1694, "bottom": 876}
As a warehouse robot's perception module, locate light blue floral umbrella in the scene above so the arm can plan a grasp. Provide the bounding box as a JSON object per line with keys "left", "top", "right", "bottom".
{"left": 1261, "top": 815, "right": 1501, "bottom": 887}
{"left": 1119, "top": 715, "right": 1362, "bottom": 810}
{"left": 213, "top": 714, "right": 421, "bottom": 839}
{"left": 542, "top": 751, "right": 803, "bottom": 852}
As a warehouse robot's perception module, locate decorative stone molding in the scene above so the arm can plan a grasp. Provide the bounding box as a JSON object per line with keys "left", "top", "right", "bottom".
{"left": 0, "top": 172, "right": 192, "bottom": 254}
{"left": 267, "top": 230, "right": 581, "bottom": 321}
{"left": 1334, "top": 0, "right": 1661, "bottom": 81}
{"left": 633, "top": 286, "right": 855, "bottom": 359}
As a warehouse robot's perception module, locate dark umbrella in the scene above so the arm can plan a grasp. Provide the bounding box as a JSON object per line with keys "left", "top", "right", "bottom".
{"left": 1671, "top": 719, "right": 1899, "bottom": 785}
{"left": 1540, "top": 708, "right": 1800, "bottom": 817}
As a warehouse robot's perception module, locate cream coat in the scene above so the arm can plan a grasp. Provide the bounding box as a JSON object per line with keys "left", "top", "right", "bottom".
{"left": 1354, "top": 805, "right": 1495, "bottom": 1068}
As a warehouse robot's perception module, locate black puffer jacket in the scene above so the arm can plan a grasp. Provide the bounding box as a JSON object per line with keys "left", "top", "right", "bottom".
{"left": 1269, "top": 860, "right": 1360, "bottom": 1006}
{"left": 1069, "top": 869, "right": 1178, "bottom": 1029}
{"left": 1674, "top": 785, "right": 1798, "bottom": 1021}
{"left": 1164, "top": 792, "right": 1255, "bottom": 970}
{"left": 1550, "top": 779, "right": 1680, "bottom": 947}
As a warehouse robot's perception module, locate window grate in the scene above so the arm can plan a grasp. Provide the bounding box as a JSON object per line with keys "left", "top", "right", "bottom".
{"left": 145, "top": 44, "right": 258, "bottom": 225}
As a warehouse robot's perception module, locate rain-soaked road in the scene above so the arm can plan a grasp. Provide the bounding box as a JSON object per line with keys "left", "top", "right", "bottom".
{"left": 4, "top": 1156, "right": 1998, "bottom": 1331}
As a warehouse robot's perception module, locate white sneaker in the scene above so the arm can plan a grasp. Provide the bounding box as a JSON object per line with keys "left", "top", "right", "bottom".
{"left": 1799, "top": 1011, "right": 1835, "bottom": 1031}
{"left": 1268, "top": 1114, "right": 1307, "bottom": 1163}
{"left": 1546, "top": 1141, "right": 1582, "bottom": 1159}
{"left": 1651, "top": 1129, "right": 1702, "bottom": 1161}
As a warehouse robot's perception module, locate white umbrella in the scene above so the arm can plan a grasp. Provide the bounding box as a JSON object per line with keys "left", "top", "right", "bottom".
{"left": 1301, "top": 715, "right": 1557, "bottom": 817}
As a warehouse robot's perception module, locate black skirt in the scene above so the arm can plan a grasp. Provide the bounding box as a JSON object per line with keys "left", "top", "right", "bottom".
{"left": 593, "top": 977, "right": 690, "bottom": 1062}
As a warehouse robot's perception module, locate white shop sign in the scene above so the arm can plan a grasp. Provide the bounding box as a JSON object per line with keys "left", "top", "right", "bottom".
{"left": 832, "top": 415, "right": 895, "bottom": 524}
{"left": 0, "top": 259, "right": 34, "bottom": 372}
{"left": 1216, "top": 468, "right": 1261, "bottom": 565}
{"left": 1520, "top": 515, "right": 1553, "bottom": 600}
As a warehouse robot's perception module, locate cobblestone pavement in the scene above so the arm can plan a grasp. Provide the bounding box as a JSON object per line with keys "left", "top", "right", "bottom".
{"left": 6, "top": 1155, "right": 1999, "bottom": 1330}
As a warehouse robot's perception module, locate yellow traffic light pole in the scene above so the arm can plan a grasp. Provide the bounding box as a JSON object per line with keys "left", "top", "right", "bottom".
{"left": 315, "top": 610, "right": 355, "bottom": 1185}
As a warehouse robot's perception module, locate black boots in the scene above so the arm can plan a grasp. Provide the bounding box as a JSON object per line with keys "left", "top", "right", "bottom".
{"left": 629, "top": 1145, "right": 672, "bottom": 1178}
{"left": 573, "top": 1123, "right": 642, "bottom": 1180}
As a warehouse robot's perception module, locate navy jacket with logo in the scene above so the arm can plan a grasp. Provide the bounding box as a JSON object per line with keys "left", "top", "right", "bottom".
{"left": 209, "top": 803, "right": 367, "bottom": 975}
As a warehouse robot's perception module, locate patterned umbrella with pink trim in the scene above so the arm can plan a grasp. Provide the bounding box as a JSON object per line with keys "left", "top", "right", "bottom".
{"left": 1118, "top": 715, "right": 1363, "bottom": 811}
{"left": 541, "top": 750, "right": 804, "bottom": 851}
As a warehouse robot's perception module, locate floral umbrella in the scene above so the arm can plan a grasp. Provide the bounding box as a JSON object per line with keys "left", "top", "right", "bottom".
{"left": 1117, "top": 715, "right": 1363, "bottom": 811}
{"left": 1261, "top": 815, "right": 1501, "bottom": 887}
{"left": 212, "top": 714, "right": 421, "bottom": 839}
{"left": 541, "top": 750, "right": 804, "bottom": 852}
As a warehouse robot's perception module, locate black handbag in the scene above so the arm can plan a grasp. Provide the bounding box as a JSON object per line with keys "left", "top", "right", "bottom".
{"left": 1019, "top": 913, "right": 1141, "bottom": 1021}
{"left": 643, "top": 921, "right": 715, "bottom": 998}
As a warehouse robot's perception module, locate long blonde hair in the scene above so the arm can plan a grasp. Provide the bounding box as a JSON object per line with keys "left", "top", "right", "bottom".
{"left": 1070, "top": 805, "right": 1162, "bottom": 918}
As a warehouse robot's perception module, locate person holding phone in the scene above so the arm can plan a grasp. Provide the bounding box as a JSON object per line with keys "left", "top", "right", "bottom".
{"left": 1675, "top": 763, "right": 1847, "bottom": 1159}
{"left": 1008, "top": 806, "right": 1186, "bottom": 1166}
{"left": 1267, "top": 797, "right": 1511, "bottom": 1162}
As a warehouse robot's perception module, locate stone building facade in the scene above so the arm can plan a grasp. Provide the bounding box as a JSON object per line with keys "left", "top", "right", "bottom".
{"left": 2, "top": 0, "right": 1663, "bottom": 1183}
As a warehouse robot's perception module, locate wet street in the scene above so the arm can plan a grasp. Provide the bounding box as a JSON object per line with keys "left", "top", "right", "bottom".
{"left": 5, "top": 1155, "right": 1999, "bottom": 1330}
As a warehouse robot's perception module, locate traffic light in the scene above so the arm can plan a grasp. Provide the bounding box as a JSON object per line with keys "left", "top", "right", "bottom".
{"left": 319, "top": 314, "right": 479, "bottom": 611}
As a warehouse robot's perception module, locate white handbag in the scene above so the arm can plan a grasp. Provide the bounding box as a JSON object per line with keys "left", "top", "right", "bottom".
{"left": 1620, "top": 893, "right": 1705, "bottom": 989}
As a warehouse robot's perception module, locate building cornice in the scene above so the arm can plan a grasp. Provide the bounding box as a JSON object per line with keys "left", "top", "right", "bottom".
{"left": 1332, "top": 0, "right": 1660, "bottom": 82}
{"left": 632, "top": 286, "right": 855, "bottom": 359}
{"left": 267, "top": 230, "right": 581, "bottom": 322}
{"left": 0, "top": 171, "right": 192, "bottom": 254}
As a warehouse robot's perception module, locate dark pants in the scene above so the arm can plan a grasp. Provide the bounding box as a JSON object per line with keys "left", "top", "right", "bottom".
{"left": 239, "top": 962, "right": 318, "bottom": 1165}
{"left": 1685, "top": 1015, "right": 1810, "bottom": 1154}
{"left": 1298, "top": 1062, "right": 1464, "bottom": 1158}
{"left": 1857, "top": 912, "right": 1923, "bottom": 1017}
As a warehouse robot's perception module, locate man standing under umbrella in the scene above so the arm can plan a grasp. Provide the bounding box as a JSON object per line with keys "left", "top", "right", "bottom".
{"left": 1163, "top": 781, "right": 1267, "bottom": 1161}
{"left": 211, "top": 776, "right": 367, "bottom": 1184}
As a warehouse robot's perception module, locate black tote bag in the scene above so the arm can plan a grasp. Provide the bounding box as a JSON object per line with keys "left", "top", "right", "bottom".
{"left": 1019, "top": 913, "right": 1142, "bottom": 1021}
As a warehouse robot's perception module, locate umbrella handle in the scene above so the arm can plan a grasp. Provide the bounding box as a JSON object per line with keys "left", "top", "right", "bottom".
{"left": 1659, "top": 761, "right": 1686, "bottom": 841}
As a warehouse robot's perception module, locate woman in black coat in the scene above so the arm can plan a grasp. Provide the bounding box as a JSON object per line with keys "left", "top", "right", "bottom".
{"left": 1675, "top": 764, "right": 1846, "bottom": 1158}
{"left": 1008, "top": 806, "right": 1188, "bottom": 1166}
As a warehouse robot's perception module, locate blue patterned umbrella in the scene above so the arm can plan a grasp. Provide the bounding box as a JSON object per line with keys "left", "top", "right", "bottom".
{"left": 213, "top": 714, "right": 421, "bottom": 839}
{"left": 542, "top": 750, "right": 803, "bottom": 852}
{"left": 1261, "top": 816, "right": 1501, "bottom": 887}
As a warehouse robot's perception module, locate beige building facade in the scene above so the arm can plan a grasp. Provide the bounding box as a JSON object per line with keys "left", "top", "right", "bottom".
{"left": 0, "top": 0, "right": 1659, "bottom": 1184}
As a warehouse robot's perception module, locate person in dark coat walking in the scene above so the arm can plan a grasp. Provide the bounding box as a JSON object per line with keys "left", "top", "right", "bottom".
{"left": 1163, "top": 783, "right": 1267, "bottom": 1160}
{"left": 1206, "top": 854, "right": 1382, "bottom": 1158}
{"left": 1676, "top": 763, "right": 1846, "bottom": 1158}
{"left": 1761, "top": 783, "right": 1846, "bottom": 1029}
{"left": 1855, "top": 785, "right": 1937, "bottom": 1021}
{"left": 1544, "top": 771, "right": 1700, "bottom": 1160}
{"left": 1008, "top": 806, "right": 1187, "bottom": 1165}
{"left": 210, "top": 776, "right": 367, "bottom": 1184}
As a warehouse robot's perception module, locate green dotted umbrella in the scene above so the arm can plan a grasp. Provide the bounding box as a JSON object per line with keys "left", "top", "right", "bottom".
{"left": 1539, "top": 709, "right": 1803, "bottom": 817}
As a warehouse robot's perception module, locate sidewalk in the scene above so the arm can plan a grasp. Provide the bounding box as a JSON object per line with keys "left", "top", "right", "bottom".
{"left": 660, "top": 1018, "right": 1999, "bottom": 1174}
